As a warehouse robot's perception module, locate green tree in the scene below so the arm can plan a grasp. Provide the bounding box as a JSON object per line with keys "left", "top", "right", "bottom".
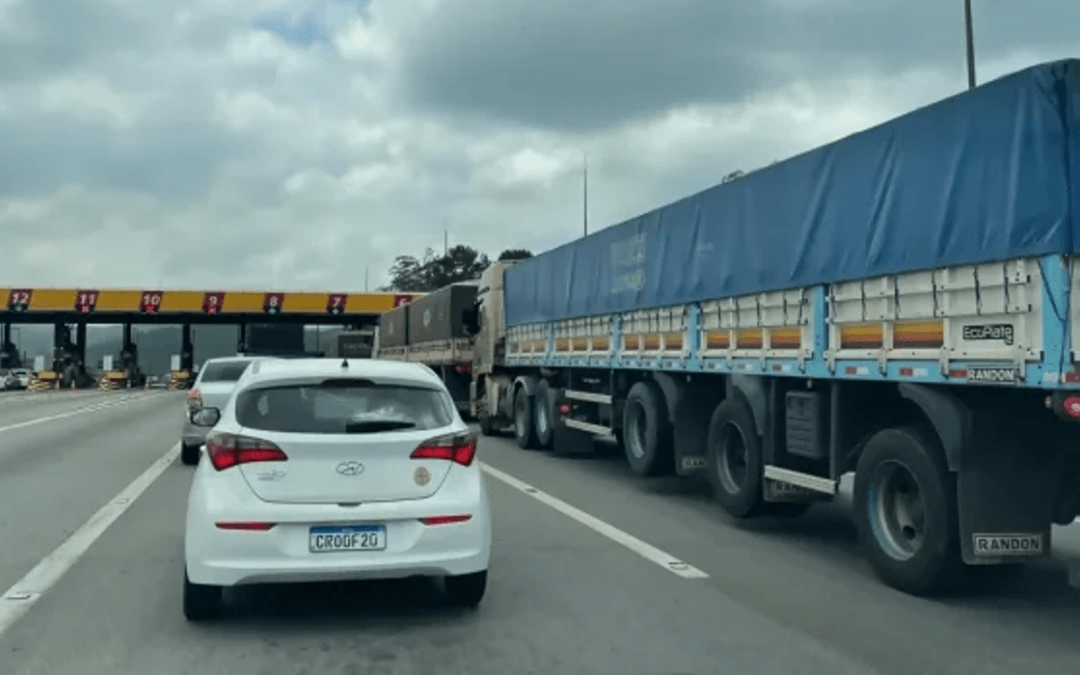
{"left": 498, "top": 249, "right": 533, "bottom": 261}
{"left": 385, "top": 245, "right": 491, "bottom": 291}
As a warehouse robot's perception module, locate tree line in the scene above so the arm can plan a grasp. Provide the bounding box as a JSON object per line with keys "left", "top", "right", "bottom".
{"left": 381, "top": 246, "right": 533, "bottom": 292}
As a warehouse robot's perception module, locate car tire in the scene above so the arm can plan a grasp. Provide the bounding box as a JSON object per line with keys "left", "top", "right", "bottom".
{"left": 180, "top": 442, "right": 200, "bottom": 466}
{"left": 444, "top": 570, "right": 487, "bottom": 607}
{"left": 183, "top": 569, "right": 223, "bottom": 621}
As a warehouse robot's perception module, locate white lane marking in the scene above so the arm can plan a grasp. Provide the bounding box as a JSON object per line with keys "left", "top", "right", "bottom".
{"left": 479, "top": 462, "right": 709, "bottom": 580}
{"left": 0, "top": 443, "right": 181, "bottom": 636}
{"left": 0, "top": 392, "right": 159, "bottom": 435}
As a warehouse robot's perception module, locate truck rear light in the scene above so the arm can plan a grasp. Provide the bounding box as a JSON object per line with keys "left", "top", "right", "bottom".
{"left": 205, "top": 432, "right": 288, "bottom": 471}
{"left": 216, "top": 522, "right": 276, "bottom": 531}
{"left": 419, "top": 515, "right": 472, "bottom": 526}
{"left": 558, "top": 403, "right": 572, "bottom": 415}
{"left": 1063, "top": 396, "right": 1080, "bottom": 419}
{"left": 411, "top": 432, "right": 478, "bottom": 466}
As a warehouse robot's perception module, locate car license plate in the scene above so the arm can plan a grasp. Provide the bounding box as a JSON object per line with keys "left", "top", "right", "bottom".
{"left": 309, "top": 525, "right": 386, "bottom": 553}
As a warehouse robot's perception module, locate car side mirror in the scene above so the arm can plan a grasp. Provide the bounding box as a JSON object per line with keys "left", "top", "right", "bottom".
{"left": 189, "top": 407, "right": 221, "bottom": 427}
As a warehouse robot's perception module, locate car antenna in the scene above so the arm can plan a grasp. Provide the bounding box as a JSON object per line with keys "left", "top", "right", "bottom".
{"left": 341, "top": 358, "right": 348, "bottom": 368}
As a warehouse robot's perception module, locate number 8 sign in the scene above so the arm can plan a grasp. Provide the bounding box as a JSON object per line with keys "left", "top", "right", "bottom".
{"left": 141, "top": 291, "right": 163, "bottom": 314}
{"left": 264, "top": 293, "right": 285, "bottom": 315}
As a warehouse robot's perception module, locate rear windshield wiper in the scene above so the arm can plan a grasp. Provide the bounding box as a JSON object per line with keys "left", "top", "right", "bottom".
{"left": 343, "top": 420, "right": 417, "bottom": 433}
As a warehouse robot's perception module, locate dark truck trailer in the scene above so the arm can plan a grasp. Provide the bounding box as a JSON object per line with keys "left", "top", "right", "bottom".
{"left": 337, "top": 330, "right": 375, "bottom": 359}
{"left": 465, "top": 59, "right": 1080, "bottom": 597}
{"left": 244, "top": 323, "right": 305, "bottom": 356}
{"left": 374, "top": 283, "right": 478, "bottom": 413}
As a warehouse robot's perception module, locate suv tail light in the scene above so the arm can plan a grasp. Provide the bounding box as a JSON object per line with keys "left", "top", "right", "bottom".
{"left": 205, "top": 432, "right": 288, "bottom": 471}
{"left": 410, "top": 432, "right": 478, "bottom": 467}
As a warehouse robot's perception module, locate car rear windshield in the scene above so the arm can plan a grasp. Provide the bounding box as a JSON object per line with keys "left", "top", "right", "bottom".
{"left": 198, "top": 361, "right": 253, "bottom": 383}
{"left": 234, "top": 381, "right": 456, "bottom": 434}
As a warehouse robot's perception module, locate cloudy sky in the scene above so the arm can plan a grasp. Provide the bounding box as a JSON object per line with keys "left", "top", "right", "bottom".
{"left": 0, "top": 0, "right": 1077, "bottom": 293}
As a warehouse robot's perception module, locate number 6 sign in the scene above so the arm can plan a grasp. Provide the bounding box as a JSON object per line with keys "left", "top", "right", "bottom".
{"left": 264, "top": 293, "right": 285, "bottom": 315}
{"left": 8, "top": 289, "right": 32, "bottom": 312}
{"left": 75, "top": 290, "right": 99, "bottom": 314}
{"left": 327, "top": 293, "right": 347, "bottom": 316}
{"left": 203, "top": 292, "right": 225, "bottom": 315}
{"left": 141, "top": 291, "right": 163, "bottom": 314}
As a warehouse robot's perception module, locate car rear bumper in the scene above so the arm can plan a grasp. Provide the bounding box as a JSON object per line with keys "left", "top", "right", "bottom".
{"left": 184, "top": 464, "right": 492, "bottom": 587}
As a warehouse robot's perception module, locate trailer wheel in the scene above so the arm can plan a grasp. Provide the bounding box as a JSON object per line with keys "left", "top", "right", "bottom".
{"left": 513, "top": 386, "right": 539, "bottom": 449}
{"left": 622, "top": 381, "right": 674, "bottom": 476}
{"left": 853, "top": 425, "right": 960, "bottom": 596}
{"left": 534, "top": 380, "right": 555, "bottom": 449}
{"left": 705, "top": 397, "right": 765, "bottom": 518}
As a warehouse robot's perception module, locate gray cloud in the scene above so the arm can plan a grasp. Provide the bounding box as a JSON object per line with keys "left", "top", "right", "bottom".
{"left": 396, "top": 0, "right": 1080, "bottom": 132}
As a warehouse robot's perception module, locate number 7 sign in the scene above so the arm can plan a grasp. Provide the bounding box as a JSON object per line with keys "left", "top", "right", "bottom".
{"left": 327, "top": 294, "right": 347, "bottom": 315}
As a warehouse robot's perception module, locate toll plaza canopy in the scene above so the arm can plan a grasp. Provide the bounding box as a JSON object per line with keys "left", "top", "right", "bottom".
{"left": 1, "top": 288, "right": 421, "bottom": 324}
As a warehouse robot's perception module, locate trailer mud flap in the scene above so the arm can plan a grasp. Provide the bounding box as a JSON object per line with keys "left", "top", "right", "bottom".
{"left": 956, "top": 415, "right": 1058, "bottom": 565}
{"left": 673, "top": 382, "right": 721, "bottom": 477}
{"left": 552, "top": 424, "right": 595, "bottom": 456}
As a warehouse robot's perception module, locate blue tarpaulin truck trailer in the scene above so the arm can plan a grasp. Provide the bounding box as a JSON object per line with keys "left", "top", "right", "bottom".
{"left": 448, "top": 59, "right": 1080, "bottom": 596}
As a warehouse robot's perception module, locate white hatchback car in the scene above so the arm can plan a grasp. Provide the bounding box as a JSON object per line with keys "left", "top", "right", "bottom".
{"left": 181, "top": 356, "right": 274, "bottom": 466}
{"left": 182, "top": 357, "right": 492, "bottom": 620}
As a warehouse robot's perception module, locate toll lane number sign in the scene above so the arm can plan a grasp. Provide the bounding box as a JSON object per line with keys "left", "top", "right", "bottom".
{"left": 203, "top": 292, "right": 225, "bottom": 315}
{"left": 327, "top": 293, "right": 347, "bottom": 315}
{"left": 8, "top": 289, "right": 31, "bottom": 312}
{"left": 75, "top": 290, "right": 98, "bottom": 314}
{"left": 264, "top": 293, "right": 285, "bottom": 315}
{"left": 141, "top": 291, "right": 163, "bottom": 314}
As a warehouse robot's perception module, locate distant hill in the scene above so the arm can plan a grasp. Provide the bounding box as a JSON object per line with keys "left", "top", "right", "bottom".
{"left": 8, "top": 324, "right": 347, "bottom": 374}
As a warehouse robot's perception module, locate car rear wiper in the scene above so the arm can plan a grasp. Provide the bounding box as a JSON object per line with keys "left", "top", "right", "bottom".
{"left": 343, "top": 420, "right": 417, "bottom": 433}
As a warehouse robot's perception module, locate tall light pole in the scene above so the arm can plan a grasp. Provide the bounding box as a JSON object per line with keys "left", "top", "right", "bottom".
{"left": 583, "top": 151, "right": 589, "bottom": 237}
{"left": 964, "top": 0, "right": 976, "bottom": 89}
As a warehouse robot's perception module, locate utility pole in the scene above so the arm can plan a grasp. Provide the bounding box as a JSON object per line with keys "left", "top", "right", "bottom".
{"left": 964, "top": 0, "right": 976, "bottom": 89}
{"left": 444, "top": 229, "right": 449, "bottom": 256}
{"left": 365, "top": 267, "right": 369, "bottom": 291}
{"left": 583, "top": 152, "right": 589, "bottom": 237}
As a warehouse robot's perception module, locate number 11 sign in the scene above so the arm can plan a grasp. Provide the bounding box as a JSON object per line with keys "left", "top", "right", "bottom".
{"left": 75, "top": 290, "right": 99, "bottom": 314}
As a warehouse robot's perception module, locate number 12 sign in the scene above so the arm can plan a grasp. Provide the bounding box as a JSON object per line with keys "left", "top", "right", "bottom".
{"left": 75, "top": 290, "right": 99, "bottom": 314}
{"left": 8, "top": 289, "right": 31, "bottom": 312}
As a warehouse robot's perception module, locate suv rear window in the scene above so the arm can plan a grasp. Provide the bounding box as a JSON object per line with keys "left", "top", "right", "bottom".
{"left": 235, "top": 382, "right": 455, "bottom": 434}
{"left": 198, "top": 361, "right": 253, "bottom": 383}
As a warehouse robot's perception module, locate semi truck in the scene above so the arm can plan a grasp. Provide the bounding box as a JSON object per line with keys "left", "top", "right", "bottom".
{"left": 375, "top": 282, "right": 478, "bottom": 414}
{"left": 381, "top": 59, "right": 1080, "bottom": 596}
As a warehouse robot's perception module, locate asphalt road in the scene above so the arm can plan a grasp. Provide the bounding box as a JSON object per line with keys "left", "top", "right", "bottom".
{"left": 2, "top": 389, "right": 1080, "bottom": 675}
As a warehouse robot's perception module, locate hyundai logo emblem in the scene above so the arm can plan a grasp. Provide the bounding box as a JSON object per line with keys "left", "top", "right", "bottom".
{"left": 335, "top": 461, "right": 365, "bottom": 476}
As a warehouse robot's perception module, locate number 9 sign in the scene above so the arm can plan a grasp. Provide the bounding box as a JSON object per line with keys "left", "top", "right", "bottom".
{"left": 8, "top": 289, "right": 31, "bottom": 312}
{"left": 203, "top": 292, "right": 225, "bottom": 315}
{"left": 264, "top": 293, "right": 285, "bottom": 315}
{"left": 141, "top": 291, "right": 163, "bottom": 314}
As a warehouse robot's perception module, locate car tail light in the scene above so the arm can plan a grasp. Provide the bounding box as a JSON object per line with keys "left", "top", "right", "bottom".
{"left": 205, "top": 432, "right": 288, "bottom": 471}
{"left": 419, "top": 515, "right": 472, "bottom": 526}
{"left": 410, "top": 432, "right": 478, "bottom": 466}
{"left": 187, "top": 388, "right": 202, "bottom": 409}
{"left": 216, "top": 522, "right": 276, "bottom": 531}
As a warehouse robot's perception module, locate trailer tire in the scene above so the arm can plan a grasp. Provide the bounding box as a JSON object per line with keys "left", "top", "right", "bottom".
{"left": 534, "top": 380, "right": 555, "bottom": 449}
{"left": 853, "top": 425, "right": 960, "bottom": 596}
{"left": 622, "top": 381, "right": 674, "bottom": 476}
{"left": 513, "top": 386, "right": 539, "bottom": 449}
{"left": 705, "top": 397, "right": 765, "bottom": 518}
